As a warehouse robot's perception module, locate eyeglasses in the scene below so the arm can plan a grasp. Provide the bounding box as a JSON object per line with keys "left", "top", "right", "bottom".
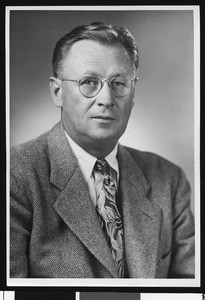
{"left": 59, "top": 75, "right": 137, "bottom": 98}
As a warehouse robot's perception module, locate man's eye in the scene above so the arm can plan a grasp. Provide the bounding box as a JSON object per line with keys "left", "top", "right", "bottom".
{"left": 80, "top": 78, "right": 99, "bottom": 86}
{"left": 113, "top": 80, "right": 125, "bottom": 86}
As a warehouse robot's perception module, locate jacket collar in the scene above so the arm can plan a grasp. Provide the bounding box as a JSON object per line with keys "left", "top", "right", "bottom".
{"left": 48, "top": 122, "right": 77, "bottom": 190}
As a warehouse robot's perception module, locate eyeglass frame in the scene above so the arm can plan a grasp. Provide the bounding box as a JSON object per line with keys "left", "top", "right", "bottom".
{"left": 59, "top": 75, "right": 138, "bottom": 98}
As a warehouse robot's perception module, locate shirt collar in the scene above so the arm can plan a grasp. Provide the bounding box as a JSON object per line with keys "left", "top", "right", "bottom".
{"left": 64, "top": 131, "right": 119, "bottom": 183}
{"left": 104, "top": 144, "right": 119, "bottom": 176}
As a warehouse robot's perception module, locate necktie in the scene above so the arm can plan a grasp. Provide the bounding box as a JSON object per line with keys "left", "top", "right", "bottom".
{"left": 94, "top": 159, "right": 124, "bottom": 278}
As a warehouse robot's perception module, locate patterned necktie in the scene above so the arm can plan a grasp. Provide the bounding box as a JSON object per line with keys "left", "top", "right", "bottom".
{"left": 94, "top": 159, "right": 124, "bottom": 278}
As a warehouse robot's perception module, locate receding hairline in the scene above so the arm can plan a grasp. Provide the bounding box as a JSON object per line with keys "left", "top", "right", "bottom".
{"left": 60, "top": 39, "right": 136, "bottom": 77}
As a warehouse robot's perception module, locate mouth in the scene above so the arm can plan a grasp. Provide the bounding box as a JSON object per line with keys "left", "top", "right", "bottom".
{"left": 92, "top": 115, "right": 116, "bottom": 123}
{"left": 93, "top": 115, "right": 115, "bottom": 120}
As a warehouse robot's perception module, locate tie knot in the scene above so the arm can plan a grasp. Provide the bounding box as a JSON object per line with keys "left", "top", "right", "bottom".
{"left": 95, "top": 159, "right": 109, "bottom": 175}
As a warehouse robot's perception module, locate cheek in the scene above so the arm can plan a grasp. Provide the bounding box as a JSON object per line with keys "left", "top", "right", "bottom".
{"left": 62, "top": 88, "right": 80, "bottom": 115}
{"left": 120, "top": 101, "right": 133, "bottom": 121}
{"left": 62, "top": 93, "right": 93, "bottom": 126}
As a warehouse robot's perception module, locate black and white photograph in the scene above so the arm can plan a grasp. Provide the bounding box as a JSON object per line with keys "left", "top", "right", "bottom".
{"left": 6, "top": 6, "right": 200, "bottom": 287}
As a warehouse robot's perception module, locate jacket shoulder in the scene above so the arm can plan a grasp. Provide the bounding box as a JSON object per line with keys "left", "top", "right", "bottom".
{"left": 125, "top": 146, "right": 178, "bottom": 169}
{"left": 10, "top": 129, "right": 51, "bottom": 180}
{"left": 123, "top": 146, "right": 182, "bottom": 182}
{"left": 11, "top": 130, "right": 49, "bottom": 160}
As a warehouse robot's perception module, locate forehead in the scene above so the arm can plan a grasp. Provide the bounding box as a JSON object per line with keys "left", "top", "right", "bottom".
{"left": 62, "top": 40, "right": 134, "bottom": 77}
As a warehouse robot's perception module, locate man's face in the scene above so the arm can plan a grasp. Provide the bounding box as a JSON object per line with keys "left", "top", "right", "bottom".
{"left": 52, "top": 40, "right": 136, "bottom": 153}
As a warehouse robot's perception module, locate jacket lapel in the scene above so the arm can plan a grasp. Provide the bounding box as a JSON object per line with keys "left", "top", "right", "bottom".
{"left": 118, "top": 145, "right": 162, "bottom": 278}
{"left": 47, "top": 122, "right": 118, "bottom": 277}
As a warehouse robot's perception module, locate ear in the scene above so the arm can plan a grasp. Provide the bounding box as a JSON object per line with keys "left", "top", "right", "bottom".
{"left": 50, "top": 77, "right": 63, "bottom": 107}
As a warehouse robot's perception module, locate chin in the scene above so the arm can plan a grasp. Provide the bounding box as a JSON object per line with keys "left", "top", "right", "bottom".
{"left": 90, "top": 131, "right": 120, "bottom": 144}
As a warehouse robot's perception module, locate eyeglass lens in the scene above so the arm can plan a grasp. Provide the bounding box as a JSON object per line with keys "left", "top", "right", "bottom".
{"left": 79, "top": 76, "right": 132, "bottom": 98}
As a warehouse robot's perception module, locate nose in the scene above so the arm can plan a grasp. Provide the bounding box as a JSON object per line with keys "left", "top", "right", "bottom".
{"left": 96, "top": 81, "right": 115, "bottom": 108}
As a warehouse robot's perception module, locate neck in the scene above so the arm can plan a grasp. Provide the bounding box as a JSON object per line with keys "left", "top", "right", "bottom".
{"left": 79, "top": 141, "right": 117, "bottom": 159}
{"left": 66, "top": 135, "right": 117, "bottom": 158}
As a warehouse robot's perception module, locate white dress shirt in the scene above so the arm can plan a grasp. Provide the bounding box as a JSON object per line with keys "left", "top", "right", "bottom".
{"left": 65, "top": 131, "right": 119, "bottom": 207}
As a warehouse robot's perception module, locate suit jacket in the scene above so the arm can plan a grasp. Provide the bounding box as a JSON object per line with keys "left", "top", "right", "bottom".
{"left": 10, "top": 122, "right": 195, "bottom": 278}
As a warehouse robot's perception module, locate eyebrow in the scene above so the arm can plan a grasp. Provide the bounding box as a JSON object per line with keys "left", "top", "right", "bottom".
{"left": 81, "top": 71, "right": 132, "bottom": 78}
{"left": 81, "top": 71, "right": 100, "bottom": 77}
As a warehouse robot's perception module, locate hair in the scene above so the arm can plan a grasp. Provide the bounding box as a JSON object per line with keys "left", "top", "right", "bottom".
{"left": 52, "top": 22, "right": 139, "bottom": 77}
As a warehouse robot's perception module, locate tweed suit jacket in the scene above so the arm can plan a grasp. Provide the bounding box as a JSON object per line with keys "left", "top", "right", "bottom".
{"left": 10, "top": 122, "right": 195, "bottom": 278}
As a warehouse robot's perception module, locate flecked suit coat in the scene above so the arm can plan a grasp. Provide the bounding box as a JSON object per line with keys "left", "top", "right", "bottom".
{"left": 10, "top": 122, "right": 195, "bottom": 278}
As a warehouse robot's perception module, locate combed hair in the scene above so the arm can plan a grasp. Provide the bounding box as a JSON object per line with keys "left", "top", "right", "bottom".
{"left": 52, "top": 22, "right": 139, "bottom": 77}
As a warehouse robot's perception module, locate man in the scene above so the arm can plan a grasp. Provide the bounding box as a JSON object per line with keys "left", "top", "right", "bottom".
{"left": 10, "top": 22, "right": 195, "bottom": 278}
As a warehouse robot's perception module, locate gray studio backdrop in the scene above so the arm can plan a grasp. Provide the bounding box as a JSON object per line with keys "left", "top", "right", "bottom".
{"left": 10, "top": 9, "right": 195, "bottom": 212}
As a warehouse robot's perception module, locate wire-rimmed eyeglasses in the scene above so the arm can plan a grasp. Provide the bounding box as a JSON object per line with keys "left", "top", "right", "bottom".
{"left": 59, "top": 75, "right": 138, "bottom": 98}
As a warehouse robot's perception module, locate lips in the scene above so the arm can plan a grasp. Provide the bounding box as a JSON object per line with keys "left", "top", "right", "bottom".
{"left": 93, "top": 115, "right": 115, "bottom": 120}
{"left": 92, "top": 115, "right": 116, "bottom": 125}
